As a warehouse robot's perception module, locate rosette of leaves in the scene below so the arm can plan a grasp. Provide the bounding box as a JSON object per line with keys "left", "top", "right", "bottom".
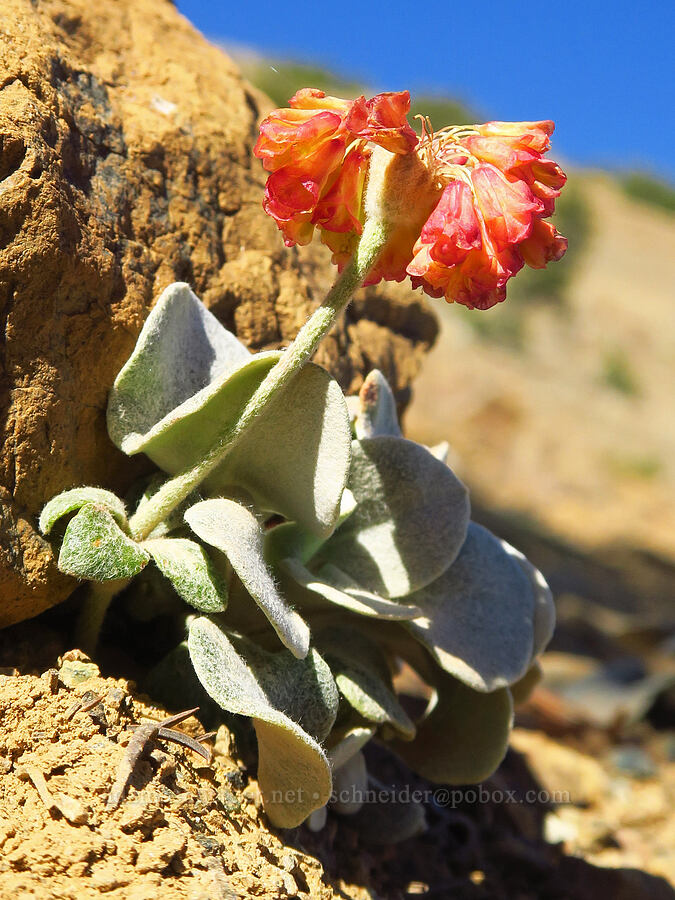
{"left": 248, "top": 369, "right": 556, "bottom": 830}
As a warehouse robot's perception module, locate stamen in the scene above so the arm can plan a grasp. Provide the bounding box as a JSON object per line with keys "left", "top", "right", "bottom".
{"left": 415, "top": 118, "right": 481, "bottom": 189}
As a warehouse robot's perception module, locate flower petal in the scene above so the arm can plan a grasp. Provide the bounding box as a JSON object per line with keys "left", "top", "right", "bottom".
{"left": 314, "top": 145, "right": 369, "bottom": 234}
{"left": 519, "top": 218, "right": 568, "bottom": 269}
{"left": 475, "top": 120, "right": 555, "bottom": 153}
{"left": 346, "top": 91, "right": 418, "bottom": 154}
{"left": 472, "top": 164, "right": 543, "bottom": 249}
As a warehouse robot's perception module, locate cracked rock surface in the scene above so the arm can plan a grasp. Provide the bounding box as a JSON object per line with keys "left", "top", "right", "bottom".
{"left": 0, "top": 0, "right": 437, "bottom": 625}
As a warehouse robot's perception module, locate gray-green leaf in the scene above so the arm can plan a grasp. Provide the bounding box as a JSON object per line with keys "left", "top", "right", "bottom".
{"left": 58, "top": 504, "right": 149, "bottom": 580}
{"left": 264, "top": 490, "right": 357, "bottom": 568}
{"left": 318, "top": 437, "right": 470, "bottom": 598}
{"left": 404, "top": 523, "right": 535, "bottom": 692}
{"left": 320, "top": 627, "right": 415, "bottom": 739}
{"left": 327, "top": 726, "right": 376, "bottom": 771}
{"left": 143, "top": 537, "right": 228, "bottom": 613}
{"left": 107, "top": 283, "right": 351, "bottom": 536}
{"left": 507, "top": 547, "right": 555, "bottom": 661}
{"left": 188, "top": 618, "right": 336, "bottom": 827}
{"left": 281, "top": 558, "right": 421, "bottom": 620}
{"left": 331, "top": 751, "right": 368, "bottom": 815}
{"left": 185, "top": 499, "right": 309, "bottom": 658}
{"left": 40, "top": 488, "right": 128, "bottom": 535}
{"left": 391, "top": 672, "right": 513, "bottom": 784}
{"left": 353, "top": 370, "right": 402, "bottom": 440}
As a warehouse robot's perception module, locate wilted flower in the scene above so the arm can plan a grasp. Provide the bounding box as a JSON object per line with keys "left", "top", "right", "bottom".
{"left": 255, "top": 90, "right": 567, "bottom": 310}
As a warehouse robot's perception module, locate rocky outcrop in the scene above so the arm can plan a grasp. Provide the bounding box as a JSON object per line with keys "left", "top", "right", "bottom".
{"left": 0, "top": 0, "right": 437, "bottom": 626}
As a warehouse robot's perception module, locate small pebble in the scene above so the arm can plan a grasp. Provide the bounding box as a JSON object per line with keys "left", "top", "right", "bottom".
{"left": 59, "top": 660, "right": 100, "bottom": 688}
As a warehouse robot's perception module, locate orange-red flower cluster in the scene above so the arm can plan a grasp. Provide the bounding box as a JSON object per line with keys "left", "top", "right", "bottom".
{"left": 254, "top": 88, "right": 417, "bottom": 247}
{"left": 254, "top": 91, "right": 567, "bottom": 310}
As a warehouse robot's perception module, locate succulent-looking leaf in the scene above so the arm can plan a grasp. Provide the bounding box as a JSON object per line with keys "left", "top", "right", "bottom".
{"left": 265, "top": 523, "right": 326, "bottom": 570}
{"left": 507, "top": 547, "right": 556, "bottom": 660}
{"left": 327, "top": 726, "right": 376, "bottom": 771}
{"left": 188, "top": 618, "right": 336, "bottom": 827}
{"left": 348, "top": 781, "right": 427, "bottom": 843}
{"left": 334, "top": 670, "right": 415, "bottom": 740}
{"left": 218, "top": 363, "right": 351, "bottom": 537}
{"left": 404, "top": 523, "right": 535, "bottom": 692}
{"left": 264, "top": 489, "right": 357, "bottom": 569}
{"left": 58, "top": 504, "right": 149, "bottom": 581}
{"left": 319, "top": 437, "right": 470, "bottom": 598}
{"left": 40, "top": 488, "right": 128, "bottom": 535}
{"left": 320, "top": 627, "right": 415, "bottom": 739}
{"left": 185, "top": 499, "right": 310, "bottom": 658}
{"left": 306, "top": 806, "right": 328, "bottom": 832}
{"left": 143, "top": 537, "right": 228, "bottom": 613}
{"left": 107, "top": 282, "right": 351, "bottom": 536}
{"left": 282, "top": 558, "right": 421, "bottom": 620}
{"left": 510, "top": 662, "right": 543, "bottom": 705}
{"left": 353, "top": 369, "right": 402, "bottom": 440}
{"left": 107, "top": 282, "right": 250, "bottom": 449}
{"left": 391, "top": 672, "right": 513, "bottom": 784}
{"left": 331, "top": 751, "right": 368, "bottom": 815}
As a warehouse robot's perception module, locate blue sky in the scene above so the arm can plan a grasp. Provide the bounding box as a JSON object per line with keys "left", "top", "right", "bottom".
{"left": 176, "top": 0, "right": 674, "bottom": 181}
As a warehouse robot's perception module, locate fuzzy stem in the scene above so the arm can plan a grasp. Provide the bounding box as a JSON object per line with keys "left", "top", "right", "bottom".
{"left": 75, "top": 580, "right": 127, "bottom": 656}
{"left": 128, "top": 218, "right": 389, "bottom": 541}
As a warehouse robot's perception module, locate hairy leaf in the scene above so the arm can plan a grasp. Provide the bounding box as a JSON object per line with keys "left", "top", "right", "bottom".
{"left": 143, "top": 537, "right": 228, "bottom": 613}
{"left": 282, "top": 558, "right": 421, "bottom": 620}
{"left": 107, "top": 282, "right": 250, "bottom": 450}
{"left": 327, "top": 726, "right": 376, "bottom": 771}
{"left": 218, "top": 364, "right": 351, "bottom": 537}
{"left": 404, "top": 523, "right": 535, "bottom": 692}
{"left": 320, "top": 627, "right": 415, "bottom": 739}
{"left": 107, "top": 283, "right": 351, "bottom": 536}
{"left": 58, "top": 504, "right": 149, "bottom": 580}
{"left": 40, "top": 488, "right": 128, "bottom": 535}
{"left": 331, "top": 751, "right": 368, "bottom": 815}
{"left": 188, "top": 618, "right": 336, "bottom": 827}
{"left": 508, "top": 547, "right": 556, "bottom": 660}
{"left": 353, "top": 369, "right": 402, "bottom": 440}
{"left": 510, "top": 662, "right": 543, "bottom": 705}
{"left": 319, "top": 437, "right": 470, "bottom": 598}
{"left": 391, "top": 672, "right": 513, "bottom": 784}
{"left": 264, "top": 490, "right": 357, "bottom": 568}
{"left": 185, "top": 499, "right": 309, "bottom": 658}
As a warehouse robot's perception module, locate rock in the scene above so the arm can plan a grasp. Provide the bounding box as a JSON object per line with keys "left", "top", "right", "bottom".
{"left": 510, "top": 728, "right": 611, "bottom": 807}
{"left": 0, "top": 0, "right": 437, "bottom": 626}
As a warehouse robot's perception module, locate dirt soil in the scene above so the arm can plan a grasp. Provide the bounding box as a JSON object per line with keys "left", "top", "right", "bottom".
{"left": 1, "top": 620, "right": 673, "bottom": 900}
{"left": 0, "top": 653, "right": 336, "bottom": 899}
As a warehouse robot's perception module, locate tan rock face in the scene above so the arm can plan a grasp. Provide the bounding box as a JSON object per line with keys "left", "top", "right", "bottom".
{"left": 0, "top": 0, "right": 437, "bottom": 625}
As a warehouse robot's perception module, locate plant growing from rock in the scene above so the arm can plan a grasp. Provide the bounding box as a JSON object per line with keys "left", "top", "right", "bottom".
{"left": 40, "top": 88, "right": 565, "bottom": 832}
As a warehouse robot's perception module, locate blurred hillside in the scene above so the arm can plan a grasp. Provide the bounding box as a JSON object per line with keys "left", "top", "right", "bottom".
{"left": 406, "top": 174, "right": 675, "bottom": 561}
{"left": 240, "top": 57, "right": 675, "bottom": 619}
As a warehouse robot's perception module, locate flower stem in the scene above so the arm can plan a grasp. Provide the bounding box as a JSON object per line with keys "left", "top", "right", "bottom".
{"left": 128, "top": 218, "right": 389, "bottom": 542}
